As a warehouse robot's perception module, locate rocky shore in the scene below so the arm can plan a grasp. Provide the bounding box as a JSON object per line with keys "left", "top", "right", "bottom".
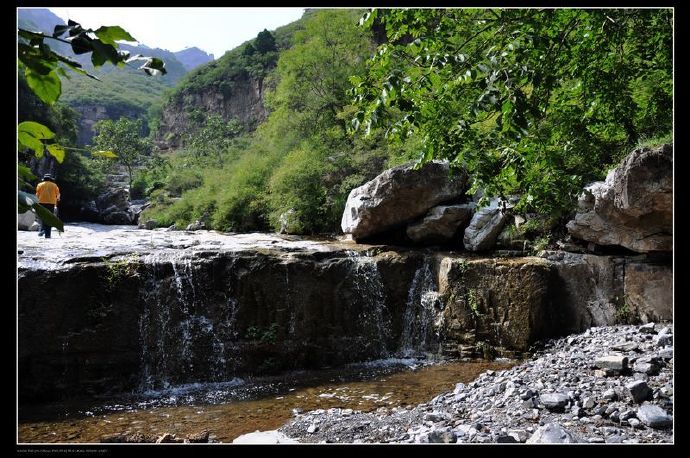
{"left": 279, "top": 324, "right": 673, "bottom": 443}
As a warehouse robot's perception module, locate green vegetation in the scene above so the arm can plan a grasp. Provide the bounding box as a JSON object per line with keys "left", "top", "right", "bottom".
{"left": 143, "top": 10, "right": 407, "bottom": 233}
{"left": 103, "top": 255, "right": 141, "bottom": 287}
{"left": 352, "top": 9, "right": 672, "bottom": 218}
{"left": 245, "top": 323, "right": 280, "bottom": 344}
{"left": 23, "top": 9, "right": 671, "bottom": 237}
{"left": 467, "top": 289, "right": 480, "bottom": 317}
{"left": 92, "top": 117, "right": 153, "bottom": 191}
{"left": 17, "top": 18, "right": 166, "bottom": 225}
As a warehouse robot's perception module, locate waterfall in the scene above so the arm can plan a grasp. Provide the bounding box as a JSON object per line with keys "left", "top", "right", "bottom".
{"left": 399, "top": 257, "right": 441, "bottom": 357}
{"left": 346, "top": 251, "right": 392, "bottom": 357}
{"left": 138, "top": 252, "right": 235, "bottom": 391}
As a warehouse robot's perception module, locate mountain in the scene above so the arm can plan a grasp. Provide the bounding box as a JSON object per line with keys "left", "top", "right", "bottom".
{"left": 17, "top": 8, "right": 209, "bottom": 145}
{"left": 174, "top": 47, "right": 215, "bottom": 71}
{"left": 155, "top": 15, "right": 307, "bottom": 148}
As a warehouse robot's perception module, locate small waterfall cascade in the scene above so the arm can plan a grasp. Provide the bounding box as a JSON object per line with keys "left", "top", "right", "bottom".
{"left": 399, "top": 257, "right": 442, "bottom": 357}
{"left": 138, "top": 252, "right": 237, "bottom": 391}
{"left": 346, "top": 250, "right": 393, "bottom": 357}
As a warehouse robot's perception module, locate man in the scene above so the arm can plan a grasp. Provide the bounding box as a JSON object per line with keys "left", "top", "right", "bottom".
{"left": 36, "top": 173, "right": 60, "bottom": 238}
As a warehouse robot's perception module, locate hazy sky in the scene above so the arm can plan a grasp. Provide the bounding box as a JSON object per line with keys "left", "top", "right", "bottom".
{"left": 47, "top": 7, "right": 306, "bottom": 59}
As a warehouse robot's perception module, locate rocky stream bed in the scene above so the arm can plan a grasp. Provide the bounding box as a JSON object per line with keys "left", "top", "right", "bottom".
{"left": 274, "top": 324, "right": 673, "bottom": 444}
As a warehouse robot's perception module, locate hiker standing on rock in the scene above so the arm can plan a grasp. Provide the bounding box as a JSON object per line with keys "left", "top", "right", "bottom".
{"left": 36, "top": 173, "right": 60, "bottom": 239}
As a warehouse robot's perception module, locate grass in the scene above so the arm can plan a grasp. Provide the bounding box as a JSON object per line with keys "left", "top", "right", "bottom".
{"left": 636, "top": 132, "right": 673, "bottom": 149}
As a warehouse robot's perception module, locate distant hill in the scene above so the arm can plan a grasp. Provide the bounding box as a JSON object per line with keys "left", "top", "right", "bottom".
{"left": 174, "top": 47, "right": 215, "bottom": 71}
{"left": 18, "top": 8, "right": 211, "bottom": 145}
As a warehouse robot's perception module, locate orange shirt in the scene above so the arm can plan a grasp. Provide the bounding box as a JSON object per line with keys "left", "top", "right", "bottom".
{"left": 36, "top": 181, "right": 60, "bottom": 205}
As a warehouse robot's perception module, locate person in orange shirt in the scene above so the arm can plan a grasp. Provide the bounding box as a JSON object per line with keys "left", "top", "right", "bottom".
{"left": 35, "top": 173, "right": 60, "bottom": 239}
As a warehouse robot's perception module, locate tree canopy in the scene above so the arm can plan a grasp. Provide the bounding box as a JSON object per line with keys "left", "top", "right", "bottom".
{"left": 351, "top": 9, "right": 672, "bottom": 216}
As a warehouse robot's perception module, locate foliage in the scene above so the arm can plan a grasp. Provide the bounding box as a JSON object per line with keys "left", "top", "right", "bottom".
{"left": 17, "top": 18, "right": 165, "bottom": 231}
{"left": 144, "top": 9, "right": 397, "bottom": 234}
{"left": 245, "top": 323, "right": 280, "bottom": 343}
{"left": 467, "top": 288, "right": 480, "bottom": 317}
{"left": 18, "top": 21, "right": 165, "bottom": 106}
{"left": 103, "top": 255, "right": 140, "bottom": 287}
{"left": 351, "top": 9, "right": 672, "bottom": 217}
{"left": 267, "top": 145, "right": 329, "bottom": 233}
{"left": 18, "top": 191, "right": 64, "bottom": 232}
{"left": 531, "top": 235, "right": 551, "bottom": 254}
{"left": 92, "top": 117, "right": 153, "bottom": 190}
{"left": 183, "top": 114, "right": 244, "bottom": 166}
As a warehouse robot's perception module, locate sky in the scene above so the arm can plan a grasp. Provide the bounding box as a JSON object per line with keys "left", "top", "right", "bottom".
{"left": 47, "top": 7, "right": 306, "bottom": 59}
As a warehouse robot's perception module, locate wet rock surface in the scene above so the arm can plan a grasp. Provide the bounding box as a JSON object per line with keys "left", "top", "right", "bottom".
{"left": 280, "top": 325, "right": 673, "bottom": 443}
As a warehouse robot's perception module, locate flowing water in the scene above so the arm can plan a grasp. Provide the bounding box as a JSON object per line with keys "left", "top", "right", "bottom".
{"left": 18, "top": 359, "right": 514, "bottom": 443}
{"left": 18, "top": 225, "right": 515, "bottom": 443}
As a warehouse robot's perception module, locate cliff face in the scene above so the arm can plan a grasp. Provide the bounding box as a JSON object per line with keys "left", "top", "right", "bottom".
{"left": 72, "top": 104, "right": 145, "bottom": 146}
{"left": 156, "top": 74, "right": 267, "bottom": 149}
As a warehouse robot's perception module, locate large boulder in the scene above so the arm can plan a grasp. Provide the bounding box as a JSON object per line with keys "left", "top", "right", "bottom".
{"left": 567, "top": 144, "right": 672, "bottom": 253}
{"left": 341, "top": 161, "right": 467, "bottom": 241}
{"left": 463, "top": 198, "right": 509, "bottom": 251}
{"left": 96, "top": 188, "right": 135, "bottom": 225}
{"left": 624, "top": 261, "right": 672, "bottom": 323}
{"left": 406, "top": 204, "right": 474, "bottom": 244}
{"left": 18, "top": 210, "right": 37, "bottom": 231}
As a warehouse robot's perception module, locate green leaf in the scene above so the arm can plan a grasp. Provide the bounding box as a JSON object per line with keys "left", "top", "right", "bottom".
{"left": 46, "top": 144, "right": 66, "bottom": 163}
{"left": 18, "top": 133, "right": 43, "bottom": 157}
{"left": 32, "top": 200, "right": 64, "bottom": 232}
{"left": 92, "top": 150, "right": 118, "bottom": 159}
{"left": 53, "top": 24, "right": 73, "bottom": 37}
{"left": 18, "top": 191, "right": 38, "bottom": 210}
{"left": 69, "top": 36, "right": 92, "bottom": 55}
{"left": 19, "top": 121, "right": 56, "bottom": 140}
{"left": 90, "top": 40, "right": 121, "bottom": 67}
{"left": 24, "top": 68, "right": 61, "bottom": 104}
{"left": 94, "top": 26, "right": 136, "bottom": 45}
{"left": 18, "top": 164, "right": 37, "bottom": 182}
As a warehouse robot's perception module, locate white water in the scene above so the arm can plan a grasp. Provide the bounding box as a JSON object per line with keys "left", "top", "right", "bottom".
{"left": 17, "top": 223, "right": 349, "bottom": 270}
{"left": 400, "top": 258, "right": 442, "bottom": 357}
{"left": 138, "top": 250, "right": 235, "bottom": 390}
{"left": 346, "top": 250, "right": 393, "bottom": 357}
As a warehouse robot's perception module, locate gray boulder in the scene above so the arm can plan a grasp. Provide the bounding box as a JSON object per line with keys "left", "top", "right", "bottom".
{"left": 96, "top": 188, "right": 135, "bottom": 225}
{"left": 526, "top": 423, "right": 582, "bottom": 443}
{"left": 540, "top": 393, "right": 569, "bottom": 411}
{"left": 637, "top": 404, "right": 672, "bottom": 429}
{"left": 79, "top": 200, "right": 101, "bottom": 222}
{"left": 406, "top": 204, "right": 474, "bottom": 244}
{"left": 18, "top": 210, "right": 37, "bottom": 231}
{"left": 96, "top": 188, "right": 130, "bottom": 213}
{"left": 567, "top": 144, "right": 672, "bottom": 253}
{"left": 341, "top": 161, "right": 467, "bottom": 240}
{"left": 463, "top": 198, "right": 509, "bottom": 251}
{"left": 186, "top": 220, "right": 206, "bottom": 231}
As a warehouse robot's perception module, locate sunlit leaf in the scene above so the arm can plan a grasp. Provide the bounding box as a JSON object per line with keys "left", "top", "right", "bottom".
{"left": 46, "top": 144, "right": 66, "bottom": 163}
{"left": 19, "top": 121, "right": 55, "bottom": 140}
{"left": 24, "top": 68, "right": 61, "bottom": 104}
{"left": 94, "top": 26, "right": 137, "bottom": 45}
{"left": 92, "top": 150, "right": 118, "bottom": 159}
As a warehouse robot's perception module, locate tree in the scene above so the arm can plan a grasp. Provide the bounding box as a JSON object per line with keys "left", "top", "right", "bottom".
{"left": 351, "top": 9, "right": 672, "bottom": 216}
{"left": 18, "top": 19, "right": 166, "bottom": 230}
{"left": 268, "top": 9, "right": 373, "bottom": 135}
{"left": 92, "top": 118, "right": 153, "bottom": 191}
{"left": 254, "top": 29, "right": 277, "bottom": 54}
{"left": 185, "top": 114, "right": 243, "bottom": 166}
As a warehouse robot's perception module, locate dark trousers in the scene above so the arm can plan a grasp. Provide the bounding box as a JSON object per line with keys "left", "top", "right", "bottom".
{"left": 38, "top": 203, "right": 55, "bottom": 238}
